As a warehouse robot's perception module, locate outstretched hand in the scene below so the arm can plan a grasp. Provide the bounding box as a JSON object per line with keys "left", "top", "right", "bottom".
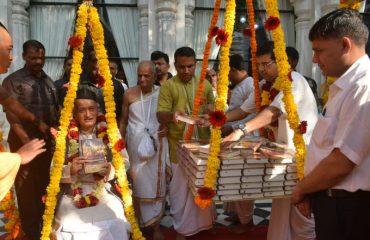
{"left": 17, "top": 139, "right": 46, "bottom": 165}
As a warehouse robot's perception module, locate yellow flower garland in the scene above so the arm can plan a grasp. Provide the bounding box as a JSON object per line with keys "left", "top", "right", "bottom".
{"left": 41, "top": 4, "right": 88, "bottom": 239}
{"left": 41, "top": 2, "right": 143, "bottom": 239}
{"left": 196, "top": 0, "right": 236, "bottom": 208}
{"left": 339, "top": 0, "right": 364, "bottom": 9}
{"left": 88, "top": 7, "right": 143, "bottom": 240}
{"left": 264, "top": 0, "right": 306, "bottom": 180}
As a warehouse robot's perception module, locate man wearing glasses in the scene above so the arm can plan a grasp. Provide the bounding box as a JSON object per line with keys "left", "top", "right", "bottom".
{"left": 224, "top": 41, "right": 318, "bottom": 240}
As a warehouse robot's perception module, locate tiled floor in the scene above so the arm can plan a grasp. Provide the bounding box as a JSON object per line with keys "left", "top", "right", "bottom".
{"left": 0, "top": 200, "right": 272, "bottom": 236}
{"left": 160, "top": 199, "right": 272, "bottom": 228}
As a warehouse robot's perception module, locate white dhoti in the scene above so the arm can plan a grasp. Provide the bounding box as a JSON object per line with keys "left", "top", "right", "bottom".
{"left": 126, "top": 88, "right": 169, "bottom": 227}
{"left": 267, "top": 198, "right": 315, "bottom": 240}
{"left": 55, "top": 185, "right": 131, "bottom": 240}
{"left": 169, "top": 163, "right": 216, "bottom": 236}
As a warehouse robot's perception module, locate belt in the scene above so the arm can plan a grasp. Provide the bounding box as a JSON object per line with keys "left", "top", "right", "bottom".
{"left": 315, "top": 189, "right": 370, "bottom": 198}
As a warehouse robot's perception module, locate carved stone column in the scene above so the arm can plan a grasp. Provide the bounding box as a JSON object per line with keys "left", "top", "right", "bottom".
{"left": 138, "top": 0, "right": 149, "bottom": 61}
{"left": 156, "top": 0, "right": 177, "bottom": 66}
{"left": 11, "top": 0, "right": 30, "bottom": 73}
{"left": 290, "top": 0, "right": 313, "bottom": 77}
{"left": 185, "top": 0, "right": 195, "bottom": 47}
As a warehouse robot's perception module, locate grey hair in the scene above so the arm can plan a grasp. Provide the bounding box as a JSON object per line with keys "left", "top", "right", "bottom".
{"left": 138, "top": 60, "right": 156, "bottom": 74}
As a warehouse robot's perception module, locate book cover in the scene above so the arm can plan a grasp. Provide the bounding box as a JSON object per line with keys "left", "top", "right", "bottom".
{"left": 79, "top": 138, "right": 106, "bottom": 174}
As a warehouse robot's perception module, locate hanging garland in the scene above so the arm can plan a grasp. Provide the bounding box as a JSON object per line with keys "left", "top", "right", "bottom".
{"left": 195, "top": 0, "right": 236, "bottom": 208}
{"left": 184, "top": 0, "right": 222, "bottom": 140}
{"left": 264, "top": 0, "right": 306, "bottom": 180}
{"left": 339, "top": 0, "right": 364, "bottom": 9}
{"left": 88, "top": 6, "right": 143, "bottom": 239}
{"left": 40, "top": 2, "right": 143, "bottom": 239}
{"left": 245, "top": 0, "right": 261, "bottom": 113}
{"left": 0, "top": 131, "right": 22, "bottom": 240}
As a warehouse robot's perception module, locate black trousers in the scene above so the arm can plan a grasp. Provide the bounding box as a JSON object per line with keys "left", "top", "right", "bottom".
{"left": 312, "top": 190, "right": 370, "bottom": 240}
{"left": 9, "top": 132, "right": 53, "bottom": 240}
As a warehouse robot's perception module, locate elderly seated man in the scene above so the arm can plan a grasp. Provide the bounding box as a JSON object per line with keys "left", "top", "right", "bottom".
{"left": 53, "top": 89, "right": 131, "bottom": 240}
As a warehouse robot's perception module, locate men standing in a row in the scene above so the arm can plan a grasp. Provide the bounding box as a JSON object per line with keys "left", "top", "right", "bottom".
{"left": 151, "top": 50, "right": 172, "bottom": 86}
{"left": 157, "top": 47, "right": 215, "bottom": 240}
{"left": 120, "top": 61, "right": 169, "bottom": 240}
{"left": 2, "top": 40, "right": 60, "bottom": 240}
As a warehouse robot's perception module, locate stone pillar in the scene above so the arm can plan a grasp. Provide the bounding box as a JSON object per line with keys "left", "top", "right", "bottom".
{"left": 290, "top": 0, "right": 313, "bottom": 77}
{"left": 11, "top": 0, "right": 30, "bottom": 73}
{"left": 185, "top": 0, "right": 195, "bottom": 47}
{"left": 138, "top": 0, "right": 149, "bottom": 61}
{"left": 156, "top": 0, "right": 177, "bottom": 68}
{"left": 320, "top": 0, "right": 338, "bottom": 16}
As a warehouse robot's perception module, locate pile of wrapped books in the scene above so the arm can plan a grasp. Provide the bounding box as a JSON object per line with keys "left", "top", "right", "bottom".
{"left": 177, "top": 137, "right": 297, "bottom": 201}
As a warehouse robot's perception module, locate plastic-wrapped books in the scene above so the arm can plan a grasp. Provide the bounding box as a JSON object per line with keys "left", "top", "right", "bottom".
{"left": 177, "top": 137, "right": 297, "bottom": 201}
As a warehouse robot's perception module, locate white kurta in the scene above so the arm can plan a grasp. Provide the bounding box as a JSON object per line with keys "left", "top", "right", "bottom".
{"left": 54, "top": 131, "right": 131, "bottom": 240}
{"left": 267, "top": 71, "right": 318, "bottom": 240}
{"left": 126, "top": 88, "right": 170, "bottom": 227}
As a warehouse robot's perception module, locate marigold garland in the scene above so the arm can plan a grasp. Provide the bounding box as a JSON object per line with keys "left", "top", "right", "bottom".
{"left": 339, "top": 0, "right": 364, "bottom": 9}
{"left": 41, "top": 3, "right": 88, "bottom": 239}
{"left": 0, "top": 131, "right": 22, "bottom": 240}
{"left": 0, "top": 190, "right": 22, "bottom": 240}
{"left": 246, "top": 0, "right": 263, "bottom": 136}
{"left": 184, "top": 0, "right": 221, "bottom": 141}
{"left": 40, "top": 2, "right": 143, "bottom": 239}
{"left": 264, "top": 0, "right": 306, "bottom": 181}
{"left": 195, "top": 0, "right": 236, "bottom": 208}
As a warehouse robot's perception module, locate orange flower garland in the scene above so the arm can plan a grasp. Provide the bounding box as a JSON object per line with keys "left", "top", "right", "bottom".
{"left": 0, "top": 190, "right": 22, "bottom": 240}
{"left": 195, "top": 0, "right": 236, "bottom": 208}
{"left": 184, "top": 0, "right": 221, "bottom": 140}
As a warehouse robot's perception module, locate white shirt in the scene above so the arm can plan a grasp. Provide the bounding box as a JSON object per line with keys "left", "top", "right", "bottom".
{"left": 305, "top": 55, "right": 370, "bottom": 191}
{"left": 229, "top": 76, "right": 254, "bottom": 110}
{"left": 270, "top": 71, "right": 318, "bottom": 148}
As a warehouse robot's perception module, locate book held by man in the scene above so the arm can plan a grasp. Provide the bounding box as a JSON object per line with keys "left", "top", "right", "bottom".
{"left": 79, "top": 138, "right": 106, "bottom": 174}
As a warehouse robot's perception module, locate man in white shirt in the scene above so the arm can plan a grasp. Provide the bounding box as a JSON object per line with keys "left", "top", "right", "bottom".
{"left": 291, "top": 8, "right": 370, "bottom": 240}
{"left": 224, "top": 41, "right": 318, "bottom": 240}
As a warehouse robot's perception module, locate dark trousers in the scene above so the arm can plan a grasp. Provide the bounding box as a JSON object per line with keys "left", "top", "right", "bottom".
{"left": 9, "top": 133, "right": 52, "bottom": 240}
{"left": 312, "top": 190, "right": 370, "bottom": 240}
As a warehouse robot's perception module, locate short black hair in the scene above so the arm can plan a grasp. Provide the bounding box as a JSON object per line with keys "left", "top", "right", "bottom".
{"left": 309, "top": 8, "right": 369, "bottom": 46}
{"left": 0, "top": 22, "right": 8, "bottom": 32}
{"left": 174, "top": 46, "right": 196, "bottom": 62}
{"left": 286, "top": 46, "right": 299, "bottom": 62}
{"left": 256, "top": 41, "right": 275, "bottom": 60}
{"left": 229, "top": 54, "right": 245, "bottom": 70}
{"left": 151, "top": 51, "right": 170, "bottom": 64}
{"left": 23, "top": 40, "right": 45, "bottom": 53}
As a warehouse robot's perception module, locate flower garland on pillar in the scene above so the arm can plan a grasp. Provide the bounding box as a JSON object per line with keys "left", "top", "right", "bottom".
{"left": 195, "top": 0, "right": 236, "bottom": 208}
{"left": 0, "top": 131, "right": 22, "bottom": 240}
{"left": 264, "top": 0, "right": 306, "bottom": 180}
{"left": 88, "top": 7, "right": 143, "bottom": 240}
{"left": 184, "top": 0, "right": 222, "bottom": 140}
{"left": 40, "top": 2, "right": 143, "bottom": 240}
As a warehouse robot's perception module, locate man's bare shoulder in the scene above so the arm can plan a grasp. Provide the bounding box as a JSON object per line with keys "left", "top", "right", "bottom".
{"left": 125, "top": 86, "right": 141, "bottom": 104}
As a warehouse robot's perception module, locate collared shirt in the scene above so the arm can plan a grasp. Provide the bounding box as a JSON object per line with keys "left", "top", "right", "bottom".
{"left": 270, "top": 71, "right": 318, "bottom": 148}
{"left": 305, "top": 55, "right": 370, "bottom": 192}
{"left": 2, "top": 67, "right": 59, "bottom": 128}
{"left": 157, "top": 75, "right": 214, "bottom": 163}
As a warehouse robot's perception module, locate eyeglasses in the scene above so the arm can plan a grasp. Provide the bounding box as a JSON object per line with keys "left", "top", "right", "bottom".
{"left": 256, "top": 61, "right": 275, "bottom": 70}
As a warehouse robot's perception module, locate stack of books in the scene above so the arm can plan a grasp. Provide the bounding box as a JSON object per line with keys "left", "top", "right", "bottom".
{"left": 177, "top": 137, "right": 297, "bottom": 201}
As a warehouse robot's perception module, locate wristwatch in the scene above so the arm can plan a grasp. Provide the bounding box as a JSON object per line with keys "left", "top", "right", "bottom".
{"left": 233, "top": 123, "right": 248, "bottom": 136}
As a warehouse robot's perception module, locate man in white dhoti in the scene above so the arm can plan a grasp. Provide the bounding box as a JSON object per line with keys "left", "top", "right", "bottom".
{"left": 120, "top": 61, "right": 169, "bottom": 240}
{"left": 224, "top": 41, "right": 318, "bottom": 240}
{"left": 157, "top": 47, "right": 216, "bottom": 240}
{"left": 54, "top": 89, "right": 131, "bottom": 240}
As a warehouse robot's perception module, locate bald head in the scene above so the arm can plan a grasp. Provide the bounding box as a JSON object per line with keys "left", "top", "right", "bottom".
{"left": 137, "top": 60, "right": 156, "bottom": 91}
{"left": 0, "top": 24, "right": 13, "bottom": 74}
